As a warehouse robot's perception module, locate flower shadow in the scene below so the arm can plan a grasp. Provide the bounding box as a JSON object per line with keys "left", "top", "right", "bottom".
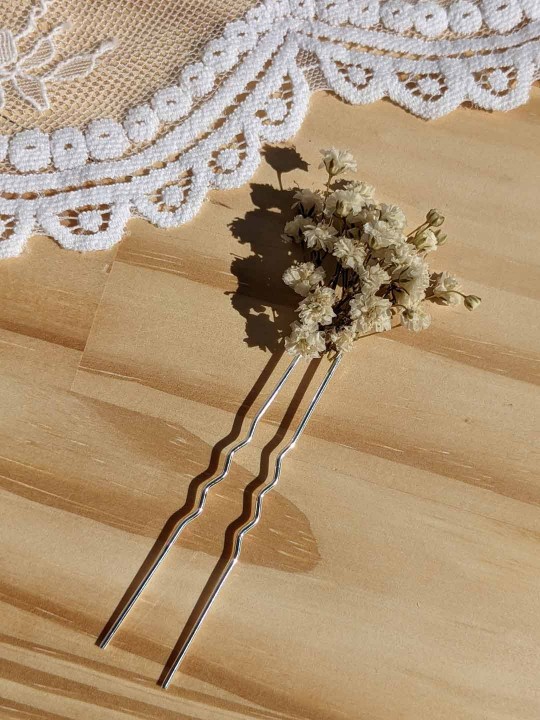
{"left": 227, "top": 145, "right": 310, "bottom": 352}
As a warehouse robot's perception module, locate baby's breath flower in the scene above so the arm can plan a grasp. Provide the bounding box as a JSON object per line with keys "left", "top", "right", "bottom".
{"left": 400, "top": 304, "right": 432, "bottom": 332}
{"left": 298, "top": 287, "right": 336, "bottom": 326}
{"left": 394, "top": 255, "right": 429, "bottom": 287}
{"left": 349, "top": 294, "right": 392, "bottom": 334}
{"left": 348, "top": 206, "right": 380, "bottom": 227}
{"left": 358, "top": 263, "right": 390, "bottom": 296}
{"left": 382, "top": 239, "right": 416, "bottom": 266}
{"left": 364, "top": 220, "right": 401, "bottom": 250}
{"left": 283, "top": 261, "right": 325, "bottom": 296}
{"left": 379, "top": 204, "right": 406, "bottom": 230}
{"left": 464, "top": 294, "right": 482, "bottom": 311}
{"left": 328, "top": 324, "right": 356, "bottom": 353}
{"left": 431, "top": 271, "right": 460, "bottom": 304}
{"left": 325, "top": 188, "right": 366, "bottom": 217}
{"left": 280, "top": 158, "right": 478, "bottom": 357}
{"left": 411, "top": 228, "right": 438, "bottom": 253}
{"left": 346, "top": 180, "right": 375, "bottom": 205}
{"left": 303, "top": 223, "right": 337, "bottom": 252}
{"left": 284, "top": 321, "right": 326, "bottom": 359}
{"left": 293, "top": 188, "right": 324, "bottom": 216}
{"left": 281, "top": 214, "right": 310, "bottom": 243}
{"left": 332, "top": 236, "right": 366, "bottom": 271}
{"left": 319, "top": 147, "right": 357, "bottom": 177}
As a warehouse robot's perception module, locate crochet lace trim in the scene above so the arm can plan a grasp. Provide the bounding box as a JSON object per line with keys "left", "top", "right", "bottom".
{"left": 0, "top": 0, "right": 538, "bottom": 258}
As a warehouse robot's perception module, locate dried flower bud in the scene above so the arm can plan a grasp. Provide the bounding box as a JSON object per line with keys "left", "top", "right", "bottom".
{"left": 464, "top": 294, "right": 482, "bottom": 311}
{"left": 426, "top": 209, "right": 445, "bottom": 227}
{"left": 435, "top": 229, "right": 447, "bottom": 245}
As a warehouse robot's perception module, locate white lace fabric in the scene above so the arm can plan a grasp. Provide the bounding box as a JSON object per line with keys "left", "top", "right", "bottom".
{"left": 0, "top": 0, "right": 538, "bottom": 259}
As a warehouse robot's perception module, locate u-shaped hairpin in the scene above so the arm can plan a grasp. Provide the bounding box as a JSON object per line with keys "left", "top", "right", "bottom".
{"left": 98, "top": 352, "right": 342, "bottom": 688}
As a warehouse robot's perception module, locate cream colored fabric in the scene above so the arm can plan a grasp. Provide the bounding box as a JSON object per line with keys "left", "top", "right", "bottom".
{"left": 0, "top": 0, "right": 538, "bottom": 260}
{"left": 0, "top": 0, "right": 255, "bottom": 135}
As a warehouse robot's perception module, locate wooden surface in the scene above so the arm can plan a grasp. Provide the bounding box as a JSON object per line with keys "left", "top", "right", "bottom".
{"left": 1, "top": 90, "right": 539, "bottom": 720}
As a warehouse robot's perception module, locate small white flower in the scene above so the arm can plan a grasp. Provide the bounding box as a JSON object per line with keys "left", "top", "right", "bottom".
{"left": 284, "top": 321, "right": 327, "bottom": 359}
{"left": 364, "top": 220, "right": 401, "bottom": 250}
{"left": 326, "top": 188, "right": 366, "bottom": 217}
{"left": 358, "top": 263, "right": 390, "bottom": 296}
{"left": 348, "top": 206, "right": 380, "bottom": 227}
{"left": 303, "top": 223, "right": 338, "bottom": 252}
{"left": 379, "top": 204, "right": 406, "bottom": 230}
{"left": 298, "top": 287, "right": 336, "bottom": 326}
{"left": 382, "top": 239, "right": 416, "bottom": 267}
{"left": 281, "top": 214, "right": 311, "bottom": 242}
{"left": 332, "top": 236, "right": 366, "bottom": 271}
{"left": 431, "top": 271, "right": 460, "bottom": 304}
{"left": 293, "top": 188, "right": 324, "bottom": 216}
{"left": 394, "top": 254, "right": 429, "bottom": 284}
{"left": 411, "top": 228, "right": 438, "bottom": 253}
{"left": 393, "top": 256, "right": 430, "bottom": 304}
{"left": 346, "top": 180, "right": 375, "bottom": 204}
{"left": 319, "top": 147, "right": 357, "bottom": 176}
{"left": 400, "top": 305, "right": 432, "bottom": 332}
{"left": 328, "top": 324, "right": 357, "bottom": 353}
{"left": 282, "top": 261, "right": 325, "bottom": 296}
{"left": 349, "top": 294, "right": 392, "bottom": 334}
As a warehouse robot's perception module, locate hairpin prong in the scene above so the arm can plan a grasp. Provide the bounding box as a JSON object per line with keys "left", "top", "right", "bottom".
{"left": 160, "top": 352, "right": 342, "bottom": 689}
{"left": 98, "top": 354, "right": 300, "bottom": 650}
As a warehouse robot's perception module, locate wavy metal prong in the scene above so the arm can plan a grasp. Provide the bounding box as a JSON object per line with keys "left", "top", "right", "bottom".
{"left": 161, "top": 352, "right": 342, "bottom": 688}
{"left": 98, "top": 354, "right": 301, "bottom": 650}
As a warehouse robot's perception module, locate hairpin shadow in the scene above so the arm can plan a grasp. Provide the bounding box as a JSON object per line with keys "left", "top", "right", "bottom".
{"left": 228, "top": 145, "right": 310, "bottom": 353}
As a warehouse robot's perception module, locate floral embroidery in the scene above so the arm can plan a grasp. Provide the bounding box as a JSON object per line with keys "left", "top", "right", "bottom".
{"left": 0, "top": 0, "right": 114, "bottom": 112}
{"left": 0, "top": 0, "right": 537, "bottom": 259}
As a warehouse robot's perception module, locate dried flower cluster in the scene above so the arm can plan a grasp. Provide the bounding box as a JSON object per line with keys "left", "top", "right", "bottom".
{"left": 281, "top": 148, "right": 481, "bottom": 359}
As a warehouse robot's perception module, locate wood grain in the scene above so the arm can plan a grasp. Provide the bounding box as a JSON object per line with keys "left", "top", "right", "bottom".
{"left": 0, "top": 89, "right": 539, "bottom": 720}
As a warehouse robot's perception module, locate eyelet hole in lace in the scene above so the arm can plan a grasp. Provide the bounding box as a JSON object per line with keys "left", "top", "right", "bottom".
{"left": 59, "top": 204, "right": 110, "bottom": 235}
{"left": 212, "top": 137, "right": 247, "bottom": 175}
{"left": 475, "top": 66, "right": 516, "bottom": 95}
{"left": 400, "top": 72, "right": 448, "bottom": 101}
{"left": 0, "top": 214, "right": 16, "bottom": 242}
{"left": 340, "top": 62, "right": 374, "bottom": 90}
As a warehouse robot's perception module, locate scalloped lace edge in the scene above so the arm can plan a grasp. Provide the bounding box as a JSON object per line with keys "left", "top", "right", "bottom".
{"left": 0, "top": 0, "right": 538, "bottom": 258}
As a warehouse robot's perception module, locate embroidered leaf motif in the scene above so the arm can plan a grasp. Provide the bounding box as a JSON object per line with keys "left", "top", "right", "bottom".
{"left": 46, "top": 53, "right": 99, "bottom": 82}
{"left": 12, "top": 74, "right": 49, "bottom": 111}
{"left": 0, "top": 29, "right": 17, "bottom": 66}
{"left": 0, "top": 5, "right": 114, "bottom": 113}
{"left": 20, "top": 34, "right": 57, "bottom": 70}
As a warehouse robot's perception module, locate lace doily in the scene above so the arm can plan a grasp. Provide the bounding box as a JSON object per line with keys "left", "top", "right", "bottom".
{"left": 0, "top": 0, "right": 538, "bottom": 259}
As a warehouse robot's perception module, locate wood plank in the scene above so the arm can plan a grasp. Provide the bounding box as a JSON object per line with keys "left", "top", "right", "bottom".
{"left": 1, "top": 89, "right": 539, "bottom": 719}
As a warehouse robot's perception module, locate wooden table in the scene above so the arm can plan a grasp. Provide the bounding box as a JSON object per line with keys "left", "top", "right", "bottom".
{"left": 1, "top": 90, "right": 539, "bottom": 720}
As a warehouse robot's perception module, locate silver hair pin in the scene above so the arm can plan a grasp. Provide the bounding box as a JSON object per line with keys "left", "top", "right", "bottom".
{"left": 98, "top": 352, "right": 342, "bottom": 687}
